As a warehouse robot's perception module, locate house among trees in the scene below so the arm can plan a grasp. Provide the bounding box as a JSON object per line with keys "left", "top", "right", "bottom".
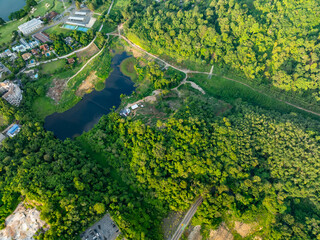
{"left": 40, "top": 44, "right": 49, "bottom": 54}
{"left": 45, "top": 11, "right": 59, "bottom": 22}
{"left": 67, "top": 58, "right": 75, "bottom": 64}
{"left": 22, "top": 53, "right": 32, "bottom": 61}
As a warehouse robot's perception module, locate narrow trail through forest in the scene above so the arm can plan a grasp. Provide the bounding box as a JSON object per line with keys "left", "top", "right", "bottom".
{"left": 109, "top": 31, "right": 320, "bottom": 118}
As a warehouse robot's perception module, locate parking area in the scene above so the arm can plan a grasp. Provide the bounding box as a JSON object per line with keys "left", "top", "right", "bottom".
{"left": 81, "top": 214, "right": 120, "bottom": 240}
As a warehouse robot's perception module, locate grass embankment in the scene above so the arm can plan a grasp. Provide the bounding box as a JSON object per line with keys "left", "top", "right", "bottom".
{"left": 120, "top": 57, "right": 137, "bottom": 81}
{"left": 68, "top": 46, "right": 111, "bottom": 91}
{"left": 0, "top": 0, "right": 69, "bottom": 45}
{"left": 190, "top": 74, "right": 320, "bottom": 120}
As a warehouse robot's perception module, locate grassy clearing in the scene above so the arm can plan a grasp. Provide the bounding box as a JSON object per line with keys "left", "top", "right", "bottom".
{"left": 41, "top": 59, "right": 66, "bottom": 75}
{"left": 45, "top": 24, "right": 70, "bottom": 35}
{"left": 31, "top": 63, "right": 84, "bottom": 119}
{"left": 0, "top": 18, "right": 26, "bottom": 45}
{"left": 94, "top": 1, "right": 112, "bottom": 14}
{"left": 101, "top": 22, "right": 117, "bottom": 34}
{"left": 32, "top": 96, "right": 57, "bottom": 119}
{"left": 113, "top": 0, "right": 130, "bottom": 11}
{"left": 190, "top": 74, "right": 319, "bottom": 119}
{"left": 76, "top": 43, "right": 99, "bottom": 62}
{"left": 120, "top": 57, "right": 137, "bottom": 81}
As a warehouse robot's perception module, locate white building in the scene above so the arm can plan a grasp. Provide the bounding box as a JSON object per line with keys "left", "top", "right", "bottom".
{"left": 18, "top": 19, "right": 43, "bottom": 35}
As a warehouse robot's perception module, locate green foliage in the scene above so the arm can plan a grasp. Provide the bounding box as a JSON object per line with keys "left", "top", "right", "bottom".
{"left": 124, "top": 0, "right": 320, "bottom": 101}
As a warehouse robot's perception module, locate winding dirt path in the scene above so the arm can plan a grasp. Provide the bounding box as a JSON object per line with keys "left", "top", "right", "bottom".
{"left": 109, "top": 31, "right": 320, "bottom": 118}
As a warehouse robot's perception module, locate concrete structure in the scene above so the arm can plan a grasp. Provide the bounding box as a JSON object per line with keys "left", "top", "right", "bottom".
{"left": 69, "top": 16, "right": 85, "bottom": 21}
{"left": 65, "top": 10, "right": 94, "bottom": 28}
{"left": 12, "top": 45, "right": 27, "bottom": 53}
{"left": 75, "top": 11, "right": 87, "bottom": 16}
{"left": 131, "top": 104, "right": 139, "bottom": 110}
{"left": 120, "top": 108, "right": 131, "bottom": 117}
{"left": 81, "top": 214, "right": 120, "bottom": 240}
{"left": 33, "top": 32, "right": 51, "bottom": 43}
{"left": 20, "top": 38, "right": 30, "bottom": 48}
{"left": 7, "top": 124, "right": 20, "bottom": 138}
{"left": 18, "top": 19, "right": 43, "bottom": 35}
{"left": 0, "top": 81, "right": 23, "bottom": 106}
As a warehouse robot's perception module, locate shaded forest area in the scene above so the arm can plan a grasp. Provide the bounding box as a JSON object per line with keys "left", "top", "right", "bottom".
{"left": 123, "top": 0, "right": 320, "bottom": 102}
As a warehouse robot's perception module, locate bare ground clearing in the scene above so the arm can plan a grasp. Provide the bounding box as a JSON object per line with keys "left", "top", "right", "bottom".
{"left": 76, "top": 71, "right": 99, "bottom": 96}
{"left": 47, "top": 78, "right": 67, "bottom": 103}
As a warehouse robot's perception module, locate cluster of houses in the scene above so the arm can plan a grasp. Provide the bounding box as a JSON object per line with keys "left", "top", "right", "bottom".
{"left": 120, "top": 104, "right": 141, "bottom": 117}
{"left": 0, "top": 35, "right": 53, "bottom": 64}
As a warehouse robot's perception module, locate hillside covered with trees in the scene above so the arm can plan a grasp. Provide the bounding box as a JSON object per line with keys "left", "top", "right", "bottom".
{"left": 123, "top": 0, "right": 320, "bottom": 101}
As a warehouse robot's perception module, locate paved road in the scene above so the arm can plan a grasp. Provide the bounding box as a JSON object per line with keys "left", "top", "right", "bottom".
{"left": 170, "top": 197, "right": 203, "bottom": 240}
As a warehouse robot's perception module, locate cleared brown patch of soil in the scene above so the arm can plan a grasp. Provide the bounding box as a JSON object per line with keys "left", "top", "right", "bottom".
{"left": 234, "top": 221, "right": 258, "bottom": 238}
{"left": 209, "top": 222, "right": 233, "bottom": 240}
{"left": 76, "top": 43, "right": 99, "bottom": 63}
{"left": 47, "top": 78, "right": 67, "bottom": 103}
{"left": 76, "top": 71, "right": 99, "bottom": 96}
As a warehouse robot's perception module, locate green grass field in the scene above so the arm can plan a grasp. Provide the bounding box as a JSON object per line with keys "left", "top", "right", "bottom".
{"left": 113, "top": 0, "right": 130, "bottom": 11}
{"left": 120, "top": 57, "right": 137, "bottom": 81}
{"left": 41, "top": 59, "right": 66, "bottom": 75}
{"left": 190, "top": 74, "right": 319, "bottom": 119}
{"left": 45, "top": 24, "right": 70, "bottom": 35}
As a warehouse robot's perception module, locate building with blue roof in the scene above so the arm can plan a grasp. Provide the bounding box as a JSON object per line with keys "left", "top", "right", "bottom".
{"left": 7, "top": 124, "right": 21, "bottom": 138}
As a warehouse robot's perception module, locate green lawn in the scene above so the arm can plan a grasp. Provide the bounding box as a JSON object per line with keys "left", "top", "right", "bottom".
{"left": 45, "top": 24, "right": 70, "bottom": 35}
{"left": 120, "top": 57, "right": 137, "bottom": 81}
{"left": 41, "top": 59, "right": 66, "bottom": 75}
{"left": 0, "top": 18, "right": 27, "bottom": 45}
{"left": 32, "top": 96, "right": 57, "bottom": 119}
{"left": 113, "top": 0, "right": 130, "bottom": 11}
{"left": 101, "top": 22, "right": 117, "bottom": 34}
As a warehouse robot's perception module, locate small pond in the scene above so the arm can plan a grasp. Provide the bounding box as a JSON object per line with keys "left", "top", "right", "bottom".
{"left": 44, "top": 52, "right": 135, "bottom": 140}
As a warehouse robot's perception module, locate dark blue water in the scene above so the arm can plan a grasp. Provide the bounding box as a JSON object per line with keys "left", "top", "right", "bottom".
{"left": 0, "top": 0, "right": 26, "bottom": 21}
{"left": 44, "top": 52, "right": 135, "bottom": 140}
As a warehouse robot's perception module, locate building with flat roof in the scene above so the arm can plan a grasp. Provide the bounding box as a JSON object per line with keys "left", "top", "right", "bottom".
{"left": 0, "top": 81, "right": 23, "bottom": 106}
{"left": 7, "top": 124, "right": 20, "bottom": 138}
{"left": 75, "top": 11, "right": 87, "bottom": 16}
{"left": 33, "top": 32, "right": 51, "bottom": 43}
{"left": 18, "top": 19, "right": 43, "bottom": 35}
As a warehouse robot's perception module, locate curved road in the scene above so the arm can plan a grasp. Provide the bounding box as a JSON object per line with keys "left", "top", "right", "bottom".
{"left": 170, "top": 197, "right": 203, "bottom": 240}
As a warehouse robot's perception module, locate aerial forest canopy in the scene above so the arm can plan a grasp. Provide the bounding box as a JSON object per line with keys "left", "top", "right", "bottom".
{"left": 123, "top": 0, "right": 320, "bottom": 100}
